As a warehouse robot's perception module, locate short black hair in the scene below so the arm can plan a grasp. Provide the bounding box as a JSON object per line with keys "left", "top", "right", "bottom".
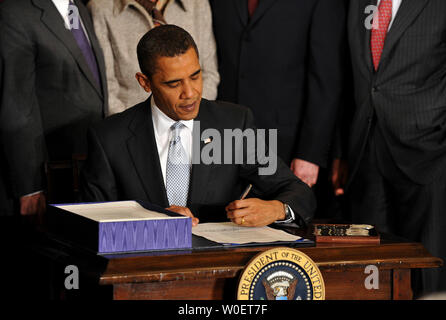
{"left": 137, "top": 25, "right": 199, "bottom": 78}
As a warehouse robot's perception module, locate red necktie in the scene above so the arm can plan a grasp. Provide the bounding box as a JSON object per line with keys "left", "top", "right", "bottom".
{"left": 371, "top": 0, "right": 393, "bottom": 71}
{"left": 248, "top": 0, "right": 259, "bottom": 17}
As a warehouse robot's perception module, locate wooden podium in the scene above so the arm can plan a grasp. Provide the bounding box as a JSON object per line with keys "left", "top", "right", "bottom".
{"left": 37, "top": 226, "right": 442, "bottom": 300}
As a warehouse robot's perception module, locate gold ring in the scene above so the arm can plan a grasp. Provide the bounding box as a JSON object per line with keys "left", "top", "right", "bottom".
{"left": 241, "top": 217, "right": 245, "bottom": 225}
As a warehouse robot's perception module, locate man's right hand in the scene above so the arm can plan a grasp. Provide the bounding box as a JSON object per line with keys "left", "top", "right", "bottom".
{"left": 166, "top": 205, "right": 199, "bottom": 227}
{"left": 20, "top": 192, "right": 46, "bottom": 217}
{"left": 331, "top": 158, "right": 348, "bottom": 196}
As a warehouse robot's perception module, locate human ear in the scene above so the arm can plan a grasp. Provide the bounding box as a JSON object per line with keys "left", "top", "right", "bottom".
{"left": 135, "top": 72, "right": 152, "bottom": 93}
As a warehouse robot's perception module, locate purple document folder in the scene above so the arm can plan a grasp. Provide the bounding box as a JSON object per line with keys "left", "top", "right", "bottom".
{"left": 49, "top": 201, "right": 192, "bottom": 254}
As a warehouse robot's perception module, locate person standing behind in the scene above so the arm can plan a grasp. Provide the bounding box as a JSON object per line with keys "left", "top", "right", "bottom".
{"left": 89, "top": 0, "right": 220, "bottom": 116}
{"left": 209, "top": 0, "right": 346, "bottom": 191}
{"left": 0, "top": 0, "right": 107, "bottom": 218}
{"left": 332, "top": 0, "right": 446, "bottom": 295}
{"left": 0, "top": 0, "right": 107, "bottom": 297}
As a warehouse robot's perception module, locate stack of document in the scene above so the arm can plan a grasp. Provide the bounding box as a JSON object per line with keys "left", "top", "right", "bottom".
{"left": 49, "top": 201, "right": 192, "bottom": 253}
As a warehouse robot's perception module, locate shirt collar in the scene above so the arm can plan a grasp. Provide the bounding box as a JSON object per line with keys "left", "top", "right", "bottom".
{"left": 51, "top": 0, "right": 70, "bottom": 15}
{"left": 150, "top": 96, "right": 194, "bottom": 136}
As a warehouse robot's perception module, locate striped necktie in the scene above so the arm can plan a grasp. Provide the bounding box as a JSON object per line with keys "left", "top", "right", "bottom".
{"left": 166, "top": 122, "right": 191, "bottom": 207}
{"left": 136, "top": 0, "right": 168, "bottom": 26}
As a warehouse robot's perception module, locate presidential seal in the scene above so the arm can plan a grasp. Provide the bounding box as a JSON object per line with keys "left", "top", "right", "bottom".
{"left": 237, "top": 248, "right": 325, "bottom": 300}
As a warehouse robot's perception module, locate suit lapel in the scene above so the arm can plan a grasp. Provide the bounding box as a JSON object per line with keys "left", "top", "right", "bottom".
{"left": 32, "top": 0, "right": 103, "bottom": 98}
{"left": 127, "top": 99, "right": 169, "bottom": 207}
{"left": 348, "top": 0, "right": 374, "bottom": 76}
{"left": 362, "top": 0, "right": 377, "bottom": 74}
{"left": 188, "top": 100, "right": 213, "bottom": 206}
{"left": 379, "top": 0, "right": 430, "bottom": 66}
{"left": 233, "top": 0, "right": 248, "bottom": 26}
{"left": 248, "top": 0, "right": 276, "bottom": 28}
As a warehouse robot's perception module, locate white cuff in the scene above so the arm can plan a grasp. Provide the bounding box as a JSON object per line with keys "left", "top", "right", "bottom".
{"left": 22, "top": 190, "right": 44, "bottom": 198}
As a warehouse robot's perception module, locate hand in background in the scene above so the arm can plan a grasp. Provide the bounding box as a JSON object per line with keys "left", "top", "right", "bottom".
{"left": 331, "top": 158, "right": 348, "bottom": 196}
{"left": 290, "top": 158, "right": 319, "bottom": 187}
{"left": 226, "top": 199, "right": 284, "bottom": 227}
{"left": 20, "top": 192, "right": 46, "bottom": 216}
{"left": 166, "top": 205, "right": 199, "bottom": 227}
{"left": 20, "top": 192, "right": 46, "bottom": 226}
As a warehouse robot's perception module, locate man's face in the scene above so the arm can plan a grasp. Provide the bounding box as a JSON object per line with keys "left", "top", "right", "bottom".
{"left": 138, "top": 47, "right": 203, "bottom": 121}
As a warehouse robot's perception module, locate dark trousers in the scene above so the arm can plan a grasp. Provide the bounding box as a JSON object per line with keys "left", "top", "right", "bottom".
{"left": 348, "top": 126, "right": 446, "bottom": 295}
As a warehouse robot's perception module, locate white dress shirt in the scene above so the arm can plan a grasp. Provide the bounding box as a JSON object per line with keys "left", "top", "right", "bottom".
{"left": 377, "top": 0, "right": 403, "bottom": 30}
{"left": 151, "top": 98, "right": 194, "bottom": 187}
{"left": 51, "top": 0, "right": 72, "bottom": 28}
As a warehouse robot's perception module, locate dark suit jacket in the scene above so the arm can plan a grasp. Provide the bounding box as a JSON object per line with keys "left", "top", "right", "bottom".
{"left": 81, "top": 98, "right": 316, "bottom": 225}
{"left": 210, "top": 0, "right": 347, "bottom": 165}
{"left": 347, "top": 0, "right": 446, "bottom": 185}
{"left": 0, "top": 0, "right": 107, "bottom": 214}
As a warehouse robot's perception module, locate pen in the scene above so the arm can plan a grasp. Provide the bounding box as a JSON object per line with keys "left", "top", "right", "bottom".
{"left": 239, "top": 184, "right": 252, "bottom": 200}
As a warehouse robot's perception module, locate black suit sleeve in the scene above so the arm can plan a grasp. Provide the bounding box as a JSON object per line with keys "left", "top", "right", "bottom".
{"left": 0, "top": 9, "right": 46, "bottom": 198}
{"left": 239, "top": 109, "right": 317, "bottom": 226}
{"left": 294, "top": 0, "right": 347, "bottom": 168}
{"left": 81, "top": 127, "right": 118, "bottom": 202}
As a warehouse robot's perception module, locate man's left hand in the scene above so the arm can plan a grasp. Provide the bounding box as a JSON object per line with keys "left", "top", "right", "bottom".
{"left": 290, "top": 158, "right": 319, "bottom": 187}
{"left": 166, "top": 205, "right": 199, "bottom": 227}
{"left": 225, "top": 199, "right": 285, "bottom": 227}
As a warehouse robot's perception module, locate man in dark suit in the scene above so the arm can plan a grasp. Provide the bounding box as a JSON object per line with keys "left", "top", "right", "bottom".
{"left": 209, "top": 0, "right": 346, "bottom": 191}
{"left": 333, "top": 0, "right": 446, "bottom": 294}
{"left": 0, "top": 0, "right": 107, "bottom": 217}
{"left": 82, "top": 25, "right": 316, "bottom": 227}
{"left": 0, "top": 0, "right": 107, "bottom": 298}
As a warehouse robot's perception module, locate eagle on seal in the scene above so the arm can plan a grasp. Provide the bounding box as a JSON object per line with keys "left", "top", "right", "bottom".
{"left": 262, "top": 271, "right": 298, "bottom": 300}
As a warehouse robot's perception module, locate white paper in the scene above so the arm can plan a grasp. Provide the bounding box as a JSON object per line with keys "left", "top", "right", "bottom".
{"left": 192, "top": 222, "right": 301, "bottom": 244}
{"left": 55, "top": 201, "right": 188, "bottom": 222}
